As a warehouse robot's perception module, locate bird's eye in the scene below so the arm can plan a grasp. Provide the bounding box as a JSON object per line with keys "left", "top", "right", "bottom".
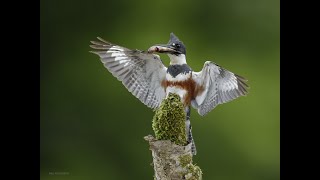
{"left": 176, "top": 44, "right": 181, "bottom": 48}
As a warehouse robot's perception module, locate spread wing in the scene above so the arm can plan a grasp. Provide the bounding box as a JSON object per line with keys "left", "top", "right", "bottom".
{"left": 90, "top": 37, "right": 167, "bottom": 109}
{"left": 192, "top": 61, "right": 249, "bottom": 116}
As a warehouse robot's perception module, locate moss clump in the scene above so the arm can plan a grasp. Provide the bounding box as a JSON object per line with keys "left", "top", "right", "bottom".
{"left": 152, "top": 93, "right": 187, "bottom": 146}
{"left": 179, "top": 154, "right": 203, "bottom": 180}
{"left": 184, "top": 164, "right": 202, "bottom": 180}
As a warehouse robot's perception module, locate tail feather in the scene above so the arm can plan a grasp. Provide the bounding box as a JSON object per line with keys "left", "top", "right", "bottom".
{"left": 186, "top": 107, "right": 197, "bottom": 155}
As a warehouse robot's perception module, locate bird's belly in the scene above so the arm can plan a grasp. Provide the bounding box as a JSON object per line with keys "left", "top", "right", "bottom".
{"left": 163, "top": 81, "right": 193, "bottom": 107}
{"left": 165, "top": 86, "right": 188, "bottom": 101}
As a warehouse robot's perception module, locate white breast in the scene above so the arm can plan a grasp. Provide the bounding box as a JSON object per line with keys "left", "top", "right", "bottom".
{"left": 166, "top": 86, "right": 187, "bottom": 101}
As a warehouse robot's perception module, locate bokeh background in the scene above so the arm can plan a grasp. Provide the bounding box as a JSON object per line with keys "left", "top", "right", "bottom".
{"left": 40, "top": 0, "right": 279, "bottom": 179}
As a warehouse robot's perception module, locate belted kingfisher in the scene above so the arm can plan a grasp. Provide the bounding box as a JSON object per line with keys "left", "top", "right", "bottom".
{"left": 90, "top": 33, "right": 248, "bottom": 155}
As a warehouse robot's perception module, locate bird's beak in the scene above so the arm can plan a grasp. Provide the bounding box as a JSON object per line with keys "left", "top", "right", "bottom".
{"left": 148, "top": 44, "right": 178, "bottom": 54}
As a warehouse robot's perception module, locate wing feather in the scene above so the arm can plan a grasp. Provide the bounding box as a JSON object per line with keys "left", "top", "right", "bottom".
{"left": 192, "top": 61, "right": 248, "bottom": 116}
{"left": 90, "top": 37, "right": 167, "bottom": 109}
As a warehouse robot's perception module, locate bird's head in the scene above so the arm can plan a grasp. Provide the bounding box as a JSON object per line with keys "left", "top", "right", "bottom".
{"left": 148, "top": 33, "right": 187, "bottom": 65}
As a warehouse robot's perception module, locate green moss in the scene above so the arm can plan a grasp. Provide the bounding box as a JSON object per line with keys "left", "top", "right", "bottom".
{"left": 185, "top": 163, "right": 202, "bottom": 180}
{"left": 152, "top": 93, "right": 187, "bottom": 146}
{"left": 151, "top": 93, "right": 202, "bottom": 179}
{"left": 179, "top": 154, "right": 202, "bottom": 180}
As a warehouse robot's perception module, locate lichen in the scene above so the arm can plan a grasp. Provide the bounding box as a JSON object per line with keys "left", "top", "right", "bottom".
{"left": 179, "top": 154, "right": 192, "bottom": 167}
{"left": 179, "top": 154, "right": 202, "bottom": 180}
{"left": 185, "top": 163, "right": 202, "bottom": 180}
{"left": 152, "top": 93, "right": 187, "bottom": 146}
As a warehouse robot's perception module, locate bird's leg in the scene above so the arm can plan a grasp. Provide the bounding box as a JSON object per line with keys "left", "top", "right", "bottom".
{"left": 186, "top": 106, "right": 197, "bottom": 155}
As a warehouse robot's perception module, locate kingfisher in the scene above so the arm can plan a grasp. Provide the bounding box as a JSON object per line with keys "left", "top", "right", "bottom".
{"left": 90, "top": 33, "right": 248, "bottom": 155}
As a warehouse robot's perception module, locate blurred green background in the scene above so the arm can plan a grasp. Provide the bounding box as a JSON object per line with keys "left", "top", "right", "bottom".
{"left": 40, "top": 0, "right": 279, "bottom": 179}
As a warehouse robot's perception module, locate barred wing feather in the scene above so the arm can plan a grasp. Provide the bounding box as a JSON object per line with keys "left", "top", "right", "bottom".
{"left": 90, "top": 37, "right": 167, "bottom": 109}
{"left": 192, "top": 61, "right": 248, "bottom": 116}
